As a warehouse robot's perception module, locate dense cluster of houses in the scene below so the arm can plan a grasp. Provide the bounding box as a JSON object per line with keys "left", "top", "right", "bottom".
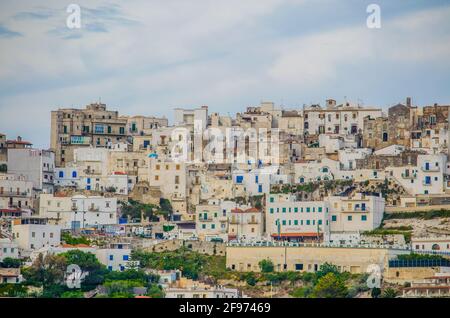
{"left": 1, "top": 98, "right": 450, "bottom": 295}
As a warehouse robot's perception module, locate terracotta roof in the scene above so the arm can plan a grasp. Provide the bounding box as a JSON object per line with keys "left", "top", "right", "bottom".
{"left": 231, "top": 208, "right": 244, "bottom": 213}
{"left": 245, "top": 208, "right": 260, "bottom": 213}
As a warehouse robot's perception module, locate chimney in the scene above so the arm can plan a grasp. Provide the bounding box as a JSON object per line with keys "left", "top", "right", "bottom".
{"left": 406, "top": 97, "right": 411, "bottom": 108}
{"left": 326, "top": 99, "right": 336, "bottom": 109}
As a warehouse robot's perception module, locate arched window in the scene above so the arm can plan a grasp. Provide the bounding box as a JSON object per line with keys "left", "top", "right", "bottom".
{"left": 72, "top": 171, "right": 77, "bottom": 178}
{"left": 432, "top": 244, "right": 440, "bottom": 250}
{"left": 58, "top": 171, "right": 64, "bottom": 178}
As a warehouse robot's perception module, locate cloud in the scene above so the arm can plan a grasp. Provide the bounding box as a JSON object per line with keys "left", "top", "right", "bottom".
{"left": 268, "top": 5, "right": 450, "bottom": 87}
{"left": 0, "top": 24, "right": 22, "bottom": 38}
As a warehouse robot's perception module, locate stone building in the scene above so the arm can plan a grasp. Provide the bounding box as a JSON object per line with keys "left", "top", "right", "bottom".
{"left": 50, "top": 102, "right": 128, "bottom": 167}
{"left": 355, "top": 151, "right": 420, "bottom": 170}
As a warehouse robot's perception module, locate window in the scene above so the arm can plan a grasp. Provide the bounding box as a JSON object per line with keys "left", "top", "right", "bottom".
{"left": 282, "top": 220, "right": 286, "bottom": 226}
{"left": 72, "top": 171, "right": 77, "bottom": 178}
{"left": 270, "top": 197, "right": 274, "bottom": 203}
{"left": 59, "top": 171, "right": 64, "bottom": 178}
{"left": 347, "top": 216, "right": 352, "bottom": 221}
{"left": 202, "top": 224, "right": 206, "bottom": 229}
{"left": 94, "top": 125, "right": 104, "bottom": 134}
{"left": 155, "top": 175, "right": 159, "bottom": 181}
{"left": 332, "top": 215, "right": 337, "bottom": 221}
{"left": 119, "top": 127, "right": 125, "bottom": 134}
{"left": 295, "top": 264, "right": 303, "bottom": 271}
{"left": 294, "top": 207, "right": 298, "bottom": 213}
{"left": 270, "top": 208, "right": 274, "bottom": 214}
{"left": 109, "top": 255, "right": 114, "bottom": 261}
{"left": 211, "top": 224, "right": 215, "bottom": 229}
{"left": 306, "top": 220, "right": 310, "bottom": 225}
{"left": 318, "top": 207, "right": 322, "bottom": 212}
{"left": 236, "top": 176, "right": 243, "bottom": 184}
{"left": 282, "top": 208, "right": 286, "bottom": 213}
{"left": 318, "top": 220, "right": 322, "bottom": 225}
{"left": 123, "top": 255, "right": 129, "bottom": 261}
{"left": 361, "top": 215, "right": 367, "bottom": 221}
{"left": 294, "top": 220, "right": 298, "bottom": 225}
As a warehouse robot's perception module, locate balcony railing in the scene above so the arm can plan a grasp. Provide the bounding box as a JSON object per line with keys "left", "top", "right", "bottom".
{"left": 88, "top": 206, "right": 100, "bottom": 212}
{"left": 421, "top": 165, "right": 440, "bottom": 172}
{"left": 401, "top": 173, "right": 417, "bottom": 179}
{"left": 0, "top": 191, "right": 29, "bottom": 197}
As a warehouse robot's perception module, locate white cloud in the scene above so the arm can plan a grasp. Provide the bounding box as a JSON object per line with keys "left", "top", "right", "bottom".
{"left": 268, "top": 5, "right": 450, "bottom": 86}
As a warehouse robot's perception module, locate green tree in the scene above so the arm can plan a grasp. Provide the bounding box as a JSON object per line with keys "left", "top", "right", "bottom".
{"left": 316, "top": 262, "right": 340, "bottom": 280}
{"left": 23, "top": 253, "right": 67, "bottom": 287}
{"left": 371, "top": 288, "right": 381, "bottom": 298}
{"left": 61, "top": 290, "right": 84, "bottom": 298}
{"left": 381, "top": 288, "right": 398, "bottom": 298}
{"left": 291, "top": 286, "right": 312, "bottom": 298}
{"left": 311, "top": 273, "right": 348, "bottom": 298}
{"left": 146, "top": 284, "right": 165, "bottom": 298}
{"left": 245, "top": 272, "right": 257, "bottom": 286}
{"left": 1, "top": 257, "right": 22, "bottom": 268}
{"left": 60, "top": 250, "right": 107, "bottom": 291}
{"left": 258, "top": 259, "right": 274, "bottom": 273}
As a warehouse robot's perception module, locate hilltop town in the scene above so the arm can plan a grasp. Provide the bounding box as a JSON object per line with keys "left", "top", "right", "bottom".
{"left": 1, "top": 98, "right": 450, "bottom": 298}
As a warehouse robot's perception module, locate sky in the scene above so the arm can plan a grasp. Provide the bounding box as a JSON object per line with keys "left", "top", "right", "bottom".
{"left": 0, "top": 0, "right": 450, "bottom": 149}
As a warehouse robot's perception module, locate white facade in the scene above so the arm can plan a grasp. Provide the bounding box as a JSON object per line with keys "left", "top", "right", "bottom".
{"left": 386, "top": 154, "right": 446, "bottom": 195}
{"left": 39, "top": 194, "right": 118, "bottom": 230}
{"left": 95, "top": 243, "right": 135, "bottom": 271}
{"left": 0, "top": 238, "right": 19, "bottom": 261}
{"left": 303, "top": 102, "right": 382, "bottom": 136}
{"left": 0, "top": 173, "right": 34, "bottom": 210}
{"left": 328, "top": 193, "right": 385, "bottom": 236}
{"left": 338, "top": 148, "right": 372, "bottom": 170}
{"left": 12, "top": 218, "right": 61, "bottom": 252}
{"left": 7, "top": 148, "right": 55, "bottom": 194}
{"left": 266, "top": 194, "right": 330, "bottom": 241}
{"left": 412, "top": 237, "right": 450, "bottom": 254}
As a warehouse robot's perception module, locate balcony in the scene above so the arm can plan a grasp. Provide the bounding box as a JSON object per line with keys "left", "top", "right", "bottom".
{"left": 401, "top": 173, "right": 417, "bottom": 179}
{"left": 248, "top": 220, "right": 259, "bottom": 224}
{"left": 0, "top": 191, "right": 29, "bottom": 198}
{"left": 421, "top": 165, "right": 440, "bottom": 172}
{"left": 88, "top": 206, "right": 100, "bottom": 212}
{"left": 83, "top": 169, "right": 99, "bottom": 175}
{"left": 422, "top": 181, "right": 432, "bottom": 186}
{"left": 199, "top": 217, "right": 214, "bottom": 222}
{"left": 341, "top": 207, "right": 370, "bottom": 213}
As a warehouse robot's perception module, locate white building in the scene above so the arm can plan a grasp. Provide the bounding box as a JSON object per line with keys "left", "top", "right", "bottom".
{"left": 0, "top": 238, "right": 19, "bottom": 261}
{"left": 95, "top": 243, "right": 136, "bottom": 271}
{"left": 228, "top": 207, "right": 264, "bottom": 242}
{"left": 303, "top": 100, "right": 382, "bottom": 136}
{"left": 174, "top": 106, "right": 208, "bottom": 130}
{"left": 195, "top": 200, "right": 227, "bottom": 241}
{"left": 0, "top": 173, "right": 34, "bottom": 211}
{"left": 412, "top": 237, "right": 450, "bottom": 254}
{"left": 232, "top": 165, "right": 291, "bottom": 195}
{"left": 328, "top": 193, "right": 385, "bottom": 244}
{"left": 266, "top": 193, "right": 330, "bottom": 242}
{"left": 338, "top": 148, "right": 372, "bottom": 170}
{"left": 386, "top": 153, "right": 446, "bottom": 195}
{"left": 12, "top": 217, "right": 61, "bottom": 252}
{"left": 39, "top": 194, "right": 118, "bottom": 230}
{"left": 7, "top": 148, "right": 55, "bottom": 194}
